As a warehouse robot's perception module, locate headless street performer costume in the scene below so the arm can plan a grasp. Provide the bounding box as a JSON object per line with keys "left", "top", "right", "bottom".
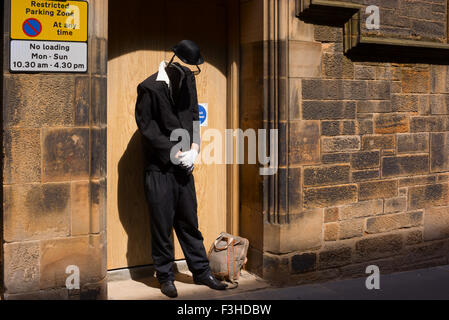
{"left": 135, "top": 59, "right": 218, "bottom": 288}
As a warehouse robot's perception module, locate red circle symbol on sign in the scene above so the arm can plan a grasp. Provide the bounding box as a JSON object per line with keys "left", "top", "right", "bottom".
{"left": 22, "top": 18, "right": 42, "bottom": 37}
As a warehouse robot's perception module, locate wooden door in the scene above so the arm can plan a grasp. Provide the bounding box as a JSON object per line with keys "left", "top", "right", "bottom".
{"left": 107, "top": 0, "right": 228, "bottom": 270}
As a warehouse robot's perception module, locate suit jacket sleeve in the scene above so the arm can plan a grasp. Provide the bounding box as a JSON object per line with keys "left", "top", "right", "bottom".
{"left": 135, "top": 85, "right": 176, "bottom": 165}
{"left": 191, "top": 77, "right": 201, "bottom": 152}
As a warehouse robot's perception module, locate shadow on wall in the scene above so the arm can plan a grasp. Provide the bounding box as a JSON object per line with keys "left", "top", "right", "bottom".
{"left": 108, "top": 0, "right": 226, "bottom": 73}
{"left": 117, "top": 131, "right": 152, "bottom": 269}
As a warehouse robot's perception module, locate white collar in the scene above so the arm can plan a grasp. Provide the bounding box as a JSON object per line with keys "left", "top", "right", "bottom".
{"left": 156, "top": 60, "right": 170, "bottom": 87}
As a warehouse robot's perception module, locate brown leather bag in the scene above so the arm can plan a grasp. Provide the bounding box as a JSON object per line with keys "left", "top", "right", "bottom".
{"left": 207, "top": 232, "right": 249, "bottom": 288}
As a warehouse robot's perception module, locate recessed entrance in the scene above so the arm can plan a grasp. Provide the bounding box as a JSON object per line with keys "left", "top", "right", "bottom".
{"left": 107, "top": 0, "right": 239, "bottom": 270}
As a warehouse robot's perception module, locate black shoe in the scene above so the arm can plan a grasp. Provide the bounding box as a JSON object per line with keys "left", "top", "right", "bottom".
{"left": 160, "top": 281, "right": 178, "bottom": 298}
{"left": 194, "top": 273, "right": 228, "bottom": 290}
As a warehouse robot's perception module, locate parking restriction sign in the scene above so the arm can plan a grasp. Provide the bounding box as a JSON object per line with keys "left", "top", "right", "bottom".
{"left": 11, "top": 0, "right": 88, "bottom": 42}
{"left": 10, "top": 0, "right": 88, "bottom": 73}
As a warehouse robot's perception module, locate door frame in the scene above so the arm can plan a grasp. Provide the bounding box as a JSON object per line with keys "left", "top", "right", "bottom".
{"left": 0, "top": 0, "right": 4, "bottom": 299}
{"left": 105, "top": 0, "right": 241, "bottom": 270}
{"left": 226, "top": 0, "right": 240, "bottom": 236}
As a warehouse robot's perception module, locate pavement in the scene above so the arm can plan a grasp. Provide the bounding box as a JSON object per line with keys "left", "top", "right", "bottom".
{"left": 108, "top": 269, "right": 270, "bottom": 300}
{"left": 108, "top": 264, "right": 449, "bottom": 300}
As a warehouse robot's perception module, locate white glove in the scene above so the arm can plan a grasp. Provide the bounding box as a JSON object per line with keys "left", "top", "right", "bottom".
{"left": 179, "top": 149, "right": 198, "bottom": 169}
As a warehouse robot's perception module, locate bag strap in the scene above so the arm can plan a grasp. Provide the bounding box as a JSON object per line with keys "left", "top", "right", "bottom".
{"left": 225, "top": 244, "right": 239, "bottom": 289}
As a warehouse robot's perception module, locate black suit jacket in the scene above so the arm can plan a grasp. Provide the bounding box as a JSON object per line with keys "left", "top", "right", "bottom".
{"left": 135, "top": 65, "right": 200, "bottom": 172}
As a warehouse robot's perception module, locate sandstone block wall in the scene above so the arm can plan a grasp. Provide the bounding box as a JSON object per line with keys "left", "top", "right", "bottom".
{"left": 1, "top": 0, "right": 108, "bottom": 299}
{"left": 258, "top": 0, "right": 449, "bottom": 284}
{"left": 347, "top": 0, "right": 448, "bottom": 43}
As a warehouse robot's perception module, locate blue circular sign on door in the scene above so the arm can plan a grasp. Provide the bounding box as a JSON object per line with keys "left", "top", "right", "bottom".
{"left": 23, "top": 18, "right": 42, "bottom": 37}
{"left": 199, "top": 104, "right": 207, "bottom": 125}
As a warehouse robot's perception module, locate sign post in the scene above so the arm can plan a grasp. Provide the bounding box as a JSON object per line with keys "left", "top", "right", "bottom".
{"left": 10, "top": 0, "right": 88, "bottom": 73}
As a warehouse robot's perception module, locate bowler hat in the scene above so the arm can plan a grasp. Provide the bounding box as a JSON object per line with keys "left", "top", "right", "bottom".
{"left": 172, "top": 40, "right": 204, "bottom": 66}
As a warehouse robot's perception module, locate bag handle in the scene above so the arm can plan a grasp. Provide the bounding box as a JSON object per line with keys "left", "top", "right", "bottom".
{"left": 213, "top": 234, "right": 234, "bottom": 251}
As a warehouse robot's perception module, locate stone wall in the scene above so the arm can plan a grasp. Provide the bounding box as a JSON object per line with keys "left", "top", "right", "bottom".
{"left": 1, "top": 0, "right": 108, "bottom": 299}
{"left": 347, "top": 0, "right": 447, "bottom": 43}
{"left": 256, "top": 0, "right": 449, "bottom": 284}
{"left": 299, "top": 0, "right": 448, "bottom": 43}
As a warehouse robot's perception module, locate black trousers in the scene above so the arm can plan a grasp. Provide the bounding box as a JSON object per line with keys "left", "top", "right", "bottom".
{"left": 144, "top": 170, "right": 210, "bottom": 283}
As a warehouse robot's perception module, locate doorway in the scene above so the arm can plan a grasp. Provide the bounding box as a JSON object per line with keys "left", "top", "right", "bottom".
{"left": 107, "top": 0, "right": 239, "bottom": 270}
